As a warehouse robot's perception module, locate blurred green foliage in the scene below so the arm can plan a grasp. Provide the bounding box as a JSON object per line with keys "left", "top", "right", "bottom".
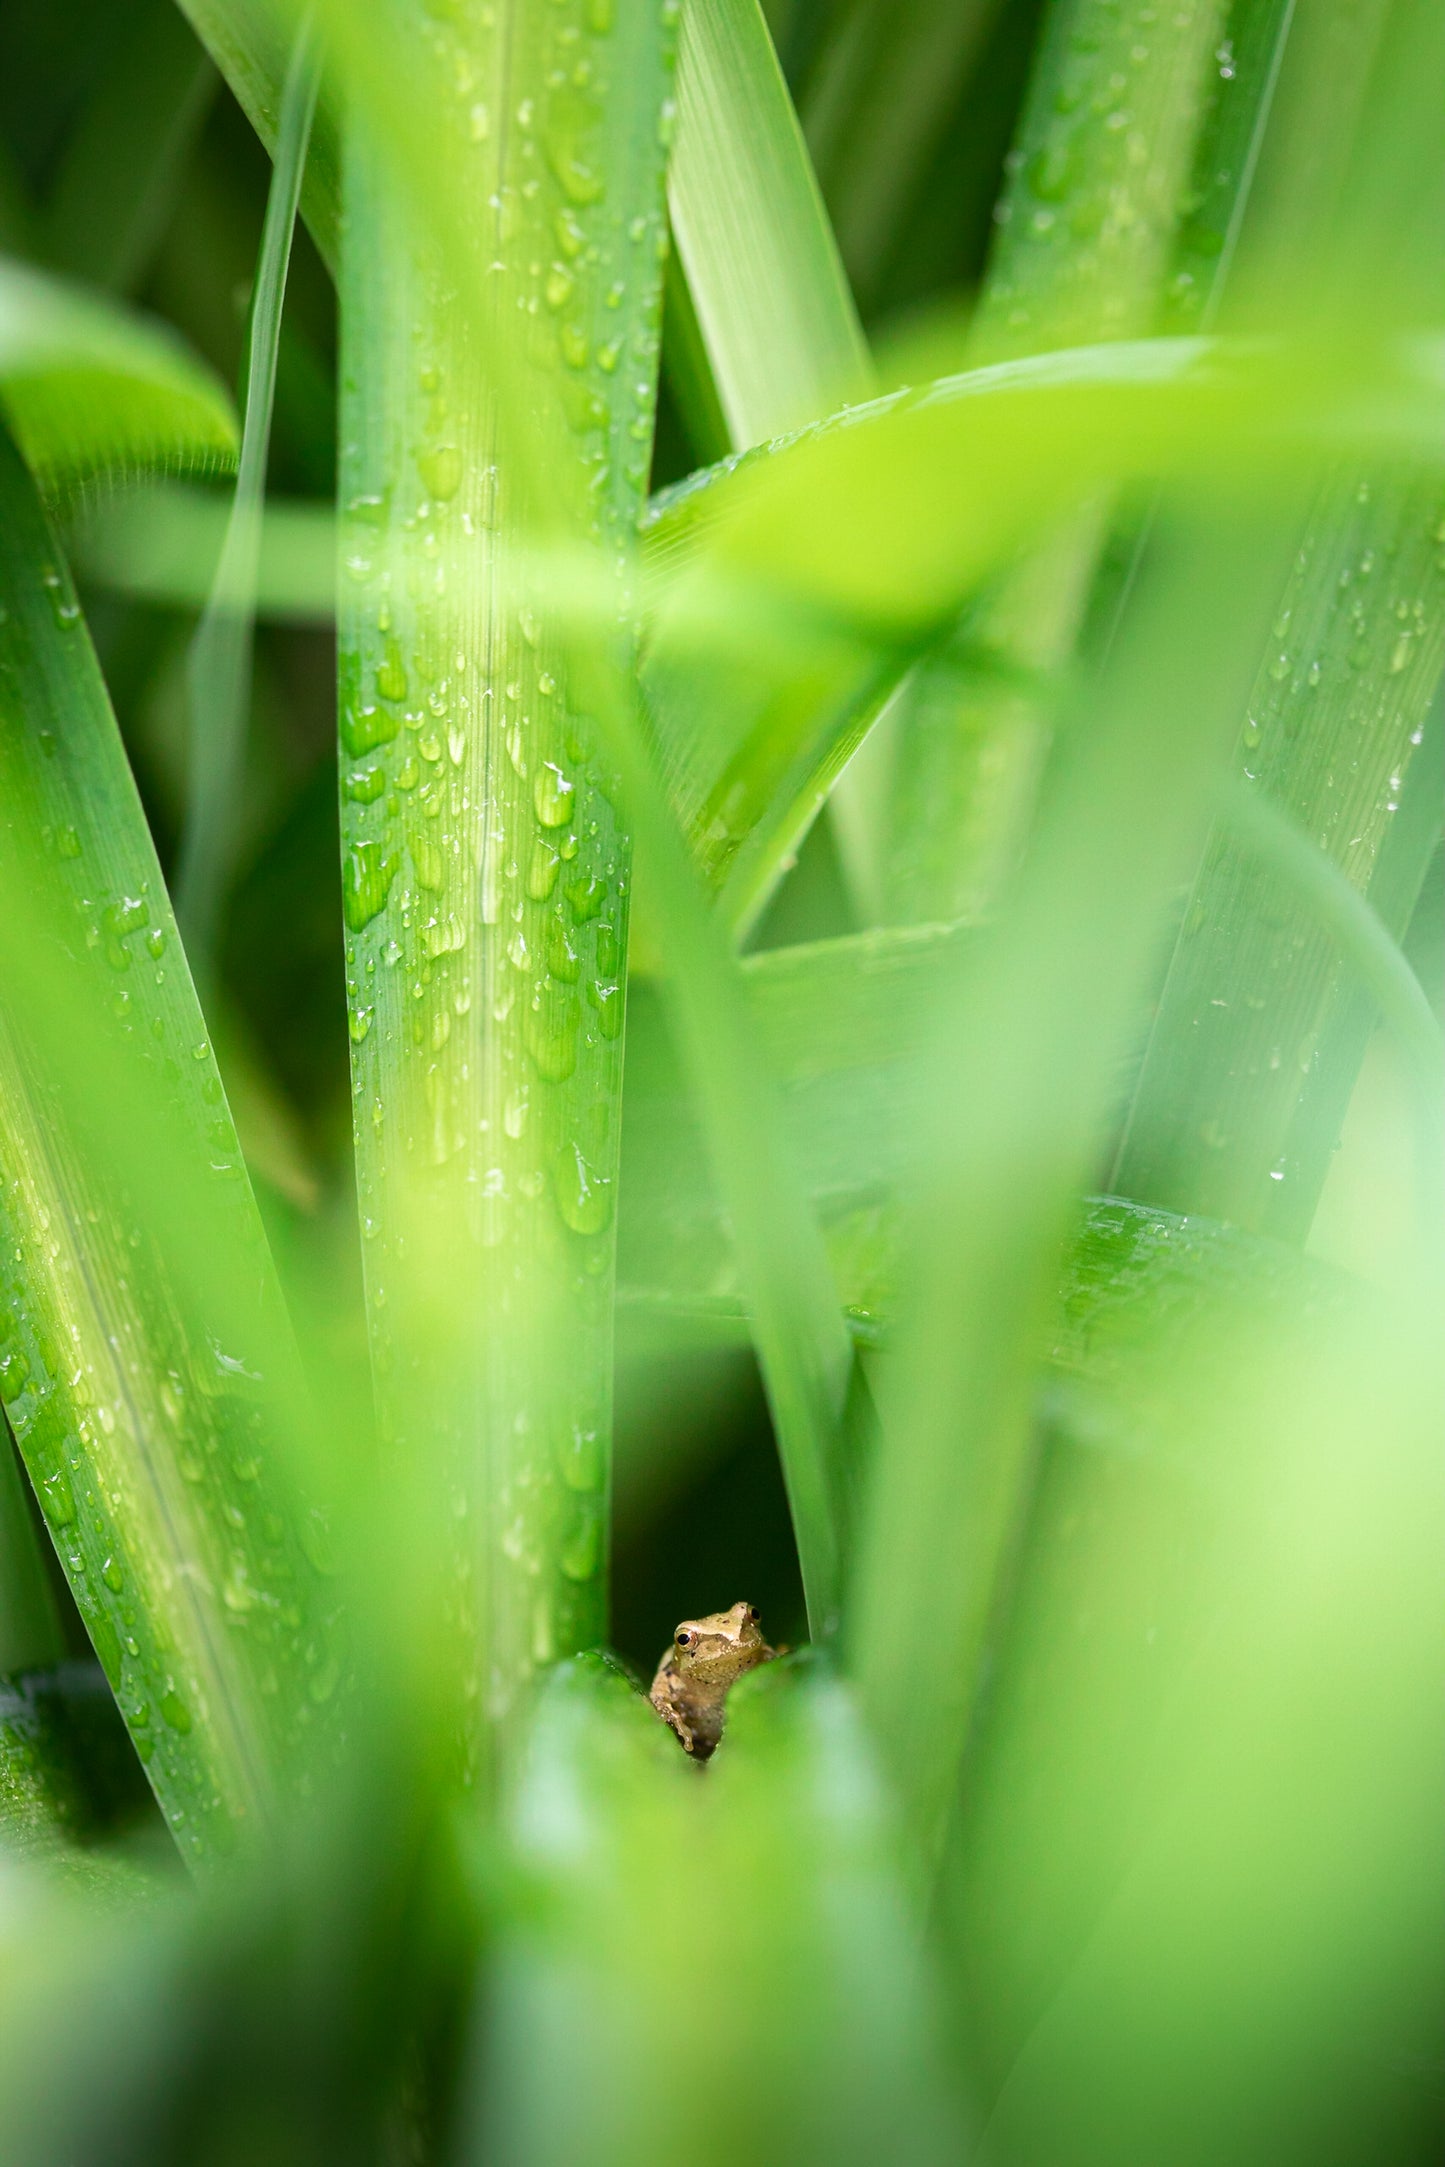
{"left": 0, "top": 0, "right": 1438, "bottom": 2160}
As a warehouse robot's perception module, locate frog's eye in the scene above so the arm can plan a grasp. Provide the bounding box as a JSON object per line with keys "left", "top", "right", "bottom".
{"left": 747, "top": 1607, "right": 759, "bottom": 1622}
{"left": 675, "top": 1629, "right": 694, "bottom": 1648}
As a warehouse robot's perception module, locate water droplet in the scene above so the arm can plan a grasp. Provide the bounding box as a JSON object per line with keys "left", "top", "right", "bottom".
{"left": 349, "top": 1005, "right": 375, "bottom": 1044}
{"left": 308, "top": 1649, "right": 342, "bottom": 1704}
{"left": 341, "top": 702, "right": 400, "bottom": 759}
{"left": 343, "top": 841, "right": 401, "bottom": 931}
{"left": 546, "top": 920, "right": 579, "bottom": 983}
{"left": 41, "top": 567, "right": 81, "bottom": 630}
{"left": 418, "top": 445, "right": 462, "bottom": 501}
{"left": 525, "top": 998, "right": 579, "bottom": 1082}
{"left": 534, "top": 763, "right": 575, "bottom": 828}
{"left": 411, "top": 837, "right": 443, "bottom": 891}
{"left": 37, "top": 1464, "right": 74, "bottom": 1526}
{"left": 423, "top": 913, "right": 467, "bottom": 958}
{"left": 159, "top": 1688, "right": 193, "bottom": 1734}
{"left": 547, "top": 130, "right": 605, "bottom": 206}
{"left": 88, "top": 1610, "right": 123, "bottom": 1688}
{"left": 554, "top": 1139, "right": 612, "bottom": 1234}
{"left": 343, "top": 762, "right": 388, "bottom": 804}
{"left": 564, "top": 874, "right": 603, "bottom": 922}
{"left": 562, "top": 1426, "right": 602, "bottom": 1492}
{"left": 101, "top": 1555, "right": 124, "bottom": 1593}
{"left": 589, "top": 980, "right": 622, "bottom": 1039}
{"left": 560, "top": 1508, "right": 602, "bottom": 1583}
{"left": 377, "top": 642, "right": 409, "bottom": 703}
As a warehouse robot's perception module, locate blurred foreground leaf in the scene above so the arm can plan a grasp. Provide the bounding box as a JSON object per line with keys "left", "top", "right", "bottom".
{"left": 480, "top": 1651, "right": 963, "bottom": 2166}
{"left": 0, "top": 256, "right": 237, "bottom": 497}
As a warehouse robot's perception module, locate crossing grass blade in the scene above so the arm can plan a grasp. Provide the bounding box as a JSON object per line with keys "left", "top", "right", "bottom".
{"left": 175, "top": 14, "right": 319, "bottom": 977}
{"left": 1218, "top": 779, "right": 1444, "bottom": 1188}
{"left": 639, "top": 334, "right": 1445, "bottom": 942}
{"left": 173, "top": 0, "right": 341, "bottom": 269}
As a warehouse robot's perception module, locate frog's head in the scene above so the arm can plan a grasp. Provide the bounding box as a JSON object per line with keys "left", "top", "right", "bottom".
{"left": 669, "top": 1600, "right": 767, "bottom": 1686}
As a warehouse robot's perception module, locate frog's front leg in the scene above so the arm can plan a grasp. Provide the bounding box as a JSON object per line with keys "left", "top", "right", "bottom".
{"left": 648, "top": 1662, "right": 721, "bottom": 1759}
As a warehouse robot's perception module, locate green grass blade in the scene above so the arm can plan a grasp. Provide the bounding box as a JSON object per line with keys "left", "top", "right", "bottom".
{"left": 175, "top": 15, "right": 319, "bottom": 978}
{"left": 277, "top": 0, "right": 848, "bottom": 1648}
{"left": 0, "top": 420, "right": 334, "bottom": 1868}
{"left": 669, "top": 0, "right": 871, "bottom": 448}
{"left": 0, "top": 255, "right": 237, "bottom": 497}
{"left": 852, "top": 500, "right": 1297, "bottom": 1862}
{"left": 800, "top": 0, "right": 1003, "bottom": 314}
{"left": 0, "top": 1436, "right": 63, "bottom": 1679}
{"left": 620, "top": 925, "right": 974, "bottom": 1325}
{"left": 1111, "top": 544, "right": 1443, "bottom": 1234}
{"left": 173, "top": 0, "right": 340, "bottom": 270}
{"left": 1160, "top": 0, "right": 1297, "bottom": 336}
{"left": 1112, "top": 2, "right": 1445, "bottom": 1241}
{"left": 659, "top": 250, "right": 732, "bottom": 469}
{"left": 39, "top": 2, "right": 216, "bottom": 297}
{"left": 334, "top": 0, "right": 676, "bottom": 1751}
{"left": 1220, "top": 778, "right": 1444, "bottom": 1154}
{"left": 1223, "top": 0, "right": 1392, "bottom": 322}
{"left": 852, "top": 0, "right": 1228, "bottom": 926}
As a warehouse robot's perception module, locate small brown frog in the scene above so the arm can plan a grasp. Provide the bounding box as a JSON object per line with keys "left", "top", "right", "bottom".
{"left": 648, "top": 1600, "right": 775, "bottom": 1760}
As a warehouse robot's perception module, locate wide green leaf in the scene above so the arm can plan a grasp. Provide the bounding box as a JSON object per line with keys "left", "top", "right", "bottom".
{"left": 0, "top": 256, "right": 236, "bottom": 497}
